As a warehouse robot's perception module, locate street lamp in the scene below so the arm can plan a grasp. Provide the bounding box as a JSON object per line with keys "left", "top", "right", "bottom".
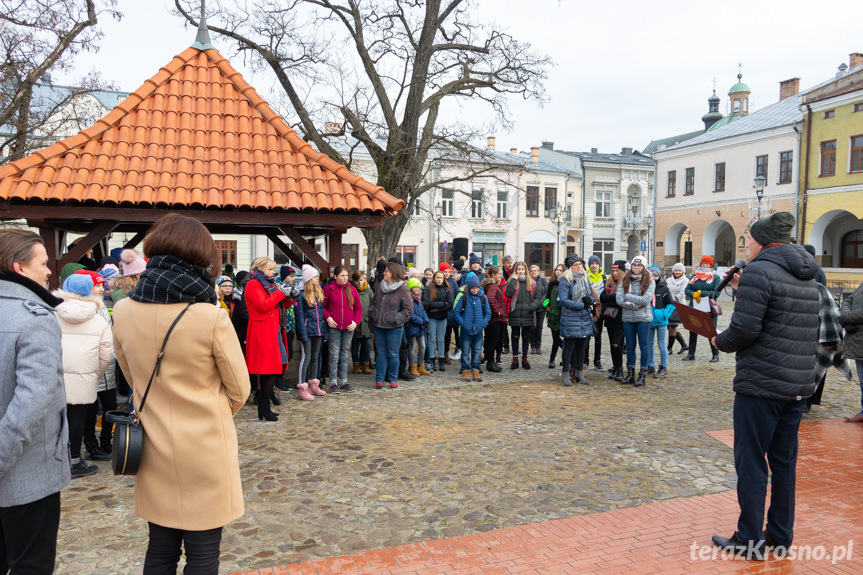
{"left": 434, "top": 202, "right": 443, "bottom": 267}
{"left": 549, "top": 202, "right": 566, "bottom": 265}
{"left": 753, "top": 175, "right": 767, "bottom": 219}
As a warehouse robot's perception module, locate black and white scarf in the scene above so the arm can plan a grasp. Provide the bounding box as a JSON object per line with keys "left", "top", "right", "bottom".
{"left": 249, "top": 269, "right": 279, "bottom": 295}
{"left": 129, "top": 255, "right": 217, "bottom": 305}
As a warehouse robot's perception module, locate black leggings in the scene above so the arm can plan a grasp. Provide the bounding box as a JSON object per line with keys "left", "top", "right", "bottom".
{"left": 144, "top": 522, "right": 222, "bottom": 575}
{"left": 84, "top": 388, "right": 117, "bottom": 448}
{"left": 484, "top": 322, "right": 504, "bottom": 361}
{"left": 255, "top": 374, "right": 278, "bottom": 417}
{"left": 549, "top": 329, "right": 563, "bottom": 363}
{"left": 562, "top": 337, "right": 587, "bottom": 373}
{"left": 510, "top": 325, "right": 532, "bottom": 357}
{"left": 606, "top": 319, "right": 624, "bottom": 369}
{"left": 66, "top": 404, "right": 88, "bottom": 461}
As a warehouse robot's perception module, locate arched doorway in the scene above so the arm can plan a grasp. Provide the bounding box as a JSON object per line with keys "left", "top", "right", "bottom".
{"left": 702, "top": 219, "right": 736, "bottom": 267}
{"left": 663, "top": 223, "right": 689, "bottom": 267}
{"left": 809, "top": 209, "right": 861, "bottom": 268}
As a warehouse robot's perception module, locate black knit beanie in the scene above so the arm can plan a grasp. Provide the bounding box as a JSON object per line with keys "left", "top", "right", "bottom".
{"left": 750, "top": 212, "right": 795, "bottom": 247}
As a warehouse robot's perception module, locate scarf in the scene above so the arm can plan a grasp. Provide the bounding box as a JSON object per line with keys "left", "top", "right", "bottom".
{"left": 129, "top": 255, "right": 217, "bottom": 305}
{"left": 690, "top": 267, "right": 715, "bottom": 284}
{"left": 666, "top": 274, "right": 688, "bottom": 303}
{"left": 411, "top": 291, "right": 422, "bottom": 303}
{"left": 380, "top": 279, "right": 404, "bottom": 293}
{"left": 249, "top": 269, "right": 279, "bottom": 295}
{"left": 562, "top": 269, "right": 588, "bottom": 301}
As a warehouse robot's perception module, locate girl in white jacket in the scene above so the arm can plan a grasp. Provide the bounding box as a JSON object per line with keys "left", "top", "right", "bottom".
{"left": 54, "top": 274, "right": 113, "bottom": 478}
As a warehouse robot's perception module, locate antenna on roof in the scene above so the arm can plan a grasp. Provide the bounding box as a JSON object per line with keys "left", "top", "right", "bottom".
{"left": 192, "top": 0, "right": 214, "bottom": 50}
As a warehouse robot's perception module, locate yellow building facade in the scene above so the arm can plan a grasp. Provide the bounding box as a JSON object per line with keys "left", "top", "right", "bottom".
{"left": 799, "top": 58, "right": 863, "bottom": 288}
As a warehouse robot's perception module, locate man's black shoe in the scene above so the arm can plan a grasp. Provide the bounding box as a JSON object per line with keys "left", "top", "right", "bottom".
{"left": 398, "top": 370, "right": 416, "bottom": 381}
{"left": 711, "top": 533, "right": 765, "bottom": 560}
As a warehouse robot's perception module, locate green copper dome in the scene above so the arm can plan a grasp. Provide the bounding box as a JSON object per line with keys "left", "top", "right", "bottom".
{"left": 729, "top": 73, "right": 750, "bottom": 94}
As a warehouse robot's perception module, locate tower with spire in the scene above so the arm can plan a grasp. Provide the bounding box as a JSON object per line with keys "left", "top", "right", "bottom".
{"left": 701, "top": 90, "right": 723, "bottom": 130}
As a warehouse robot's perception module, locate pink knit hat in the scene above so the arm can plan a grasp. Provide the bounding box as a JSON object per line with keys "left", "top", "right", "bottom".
{"left": 120, "top": 249, "right": 147, "bottom": 276}
{"left": 301, "top": 264, "right": 318, "bottom": 285}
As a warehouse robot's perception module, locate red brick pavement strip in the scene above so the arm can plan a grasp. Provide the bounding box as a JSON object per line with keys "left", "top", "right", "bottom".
{"left": 232, "top": 419, "right": 863, "bottom": 574}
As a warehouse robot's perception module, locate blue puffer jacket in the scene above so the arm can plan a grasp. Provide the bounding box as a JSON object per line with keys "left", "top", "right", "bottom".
{"left": 557, "top": 270, "right": 595, "bottom": 339}
{"left": 405, "top": 297, "right": 430, "bottom": 338}
{"left": 651, "top": 277, "right": 675, "bottom": 326}
{"left": 296, "top": 293, "right": 325, "bottom": 342}
{"left": 454, "top": 277, "right": 491, "bottom": 335}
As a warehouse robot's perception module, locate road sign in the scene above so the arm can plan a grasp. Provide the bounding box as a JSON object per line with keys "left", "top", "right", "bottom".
{"left": 640, "top": 241, "right": 646, "bottom": 251}
{"left": 442, "top": 240, "right": 448, "bottom": 249}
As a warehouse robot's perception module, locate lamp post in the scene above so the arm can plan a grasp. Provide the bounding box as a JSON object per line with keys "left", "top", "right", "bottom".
{"left": 550, "top": 203, "right": 565, "bottom": 265}
{"left": 434, "top": 202, "right": 443, "bottom": 267}
{"left": 628, "top": 192, "right": 640, "bottom": 259}
{"left": 753, "top": 175, "right": 767, "bottom": 219}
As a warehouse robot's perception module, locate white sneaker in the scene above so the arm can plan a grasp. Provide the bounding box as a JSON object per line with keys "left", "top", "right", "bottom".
{"left": 448, "top": 349, "right": 462, "bottom": 361}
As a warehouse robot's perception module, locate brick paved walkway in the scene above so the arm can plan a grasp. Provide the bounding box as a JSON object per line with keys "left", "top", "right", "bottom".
{"left": 233, "top": 418, "right": 863, "bottom": 574}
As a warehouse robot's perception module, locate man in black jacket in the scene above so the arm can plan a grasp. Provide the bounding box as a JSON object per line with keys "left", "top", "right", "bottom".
{"left": 710, "top": 212, "right": 820, "bottom": 560}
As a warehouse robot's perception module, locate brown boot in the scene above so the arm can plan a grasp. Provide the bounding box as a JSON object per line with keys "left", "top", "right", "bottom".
{"left": 462, "top": 369, "right": 471, "bottom": 381}
{"left": 417, "top": 363, "right": 431, "bottom": 375}
{"left": 472, "top": 369, "right": 482, "bottom": 382}
{"left": 352, "top": 362, "right": 362, "bottom": 374}
{"left": 361, "top": 361, "right": 373, "bottom": 374}
{"left": 410, "top": 364, "right": 420, "bottom": 377}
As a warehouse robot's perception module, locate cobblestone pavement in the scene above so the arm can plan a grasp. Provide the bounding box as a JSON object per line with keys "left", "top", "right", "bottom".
{"left": 56, "top": 307, "right": 862, "bottom": 574}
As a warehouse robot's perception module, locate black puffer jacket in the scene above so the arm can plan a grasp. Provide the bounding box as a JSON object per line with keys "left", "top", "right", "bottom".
{"left": 715, "top": 244, "right": 820, "bottom": 400}
{"left": 504, "top": 276, "right": 542, "bottom": 327}
{"left": 840, "top": 281, "right": 863, "bottom": 360}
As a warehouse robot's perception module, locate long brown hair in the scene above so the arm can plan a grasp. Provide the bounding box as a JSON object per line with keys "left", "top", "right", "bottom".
{"left": 481, "top": 266, "right": 501, "bottom": 288}
{"left": 622, "top": 270, "right": 653, "bottom": 295}
{"left": 304, "top": 281, "right": 324, "bottom": 307}
{"left": 0, "top": 227, "right": 43, "bottom": 273}
{"left": 428, "top": 271, "right": 447, "bottom": 300}
{"left": 508, "top": 261, "right": 535, "bottom": 293}
{"left": 332, "top": 265, "right": 354, "bottom": 308}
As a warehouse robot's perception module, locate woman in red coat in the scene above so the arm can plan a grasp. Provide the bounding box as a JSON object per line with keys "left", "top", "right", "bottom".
{"left": 245, "top": 257, "right": 291, "bottom": 421}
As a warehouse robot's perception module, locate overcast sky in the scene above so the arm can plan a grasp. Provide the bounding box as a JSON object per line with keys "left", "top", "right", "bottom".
{"left": 65, "top": 0, "right": 860, "bottom": 155}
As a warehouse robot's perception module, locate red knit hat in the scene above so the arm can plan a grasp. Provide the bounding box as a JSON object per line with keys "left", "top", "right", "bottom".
{"left": 699, "top": 255, "right": 716, "bottom": 267}
{"left": 439, "top": 262, "right": 451, "bottom": 271}
{"left": 74, "top": 269, "right": 105, "bottom": 286}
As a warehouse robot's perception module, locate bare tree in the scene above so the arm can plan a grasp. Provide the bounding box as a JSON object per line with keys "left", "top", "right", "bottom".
{"left": 0, "top": 0, "right": 121, "bottom": 162}
{"left": 175, "top": 0, "right": 550, "bottom": 269}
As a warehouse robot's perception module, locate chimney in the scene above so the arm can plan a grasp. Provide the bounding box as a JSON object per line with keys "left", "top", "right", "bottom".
{"left": 487, "top": 136, "right": 496, "bottom": 150}
{"left": 510, "top": 147, "right": 518, "bottom": 154}
{"left": 837, "top": 63, "right": 849, "bottom": 79}
{"left": 657, "top": 144, "right": 667, "bottom": 151}
{"left": 590, "top": 147, "right": 598, "bottom": 154}
{"left": 779, "top": 78, "right": 800, "bottom": 100}
{"left": 851, "top": 53, "right": 863, "bottom": 69}
{"left": 621, "top": 147, "right": 633, "bottom": 156}
{"left": 541, "top": 141, "right": 554, "bottom": 150}
{"left": 530, "top": 146, "right": 539, "bottom": 163}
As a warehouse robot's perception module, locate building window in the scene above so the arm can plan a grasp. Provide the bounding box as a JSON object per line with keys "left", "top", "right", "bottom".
{"left": 396, "top": 245, "right": 417, "bottom": 268}
{"left": 496, "top": 188, "right": 509, "bottom": 219}
{"left": 855, "top": 103, "right": 863, "bottom": 113}
{"left": 820, "top": 140, "right": 837, "bottom": 176}
{"left": 471, "top": 188, "right": 484, "bottom": 219}
{"left": 824, "top": 110, "right": 835, "bottom": 119}
{"left": 755, "top": 155, "right": 768, "bottom": 179}
{"left": 684, "top": 167, "right": 695, "bottom": 195}
{"left": 779, "top": 151, "right": 793, "bottom": 183}
{"left": 472, "top": 243, "right": 505, "bottom": 267}
{"left": 592, "top": 240, "right": 615, "bottom": 272}
{"left": 526, "top": 185, "right": 539, "bottom": 217}
{"left": 412, "top": 196, "right": 422, "bottom": 217}
{"left": 215, "top": 240, "right": 237, "bottom": 270}
{"left": 714, "top": 163, "right": 725, "bottom": 191}
{"left": 595, "top": 191, "right": 612, "bottom": 218}
{"left": 340, "top": 244, "right": 359, "bottom": 269}
{"left": 851, "top": 135, "right": 863, "bottom": 173}
{"left": 733, "top": 99, "right": 741, "bottom": 113}
{"left": 543, "top": 187, "right": 557, "bottom": 217}
{"left": 666, "top": 171, "right": 676, "bottom": 197}
{"left": 524, "top": 242, "right": 553, "bottom": 270}
{"left": 441, "top": 189, "right": 454, "bottom": 217}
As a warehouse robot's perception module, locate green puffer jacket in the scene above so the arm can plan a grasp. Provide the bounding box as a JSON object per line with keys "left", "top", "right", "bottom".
{"left": 354, "top": 282, "right": 374, "bottom": 339}
{"left": 545, "top": 283, "right": 561, "bottom": 331}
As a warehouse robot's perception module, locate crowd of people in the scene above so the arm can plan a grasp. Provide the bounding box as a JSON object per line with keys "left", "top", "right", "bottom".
{"left": 3, "top": 209, "right": 863, "bottom": 572}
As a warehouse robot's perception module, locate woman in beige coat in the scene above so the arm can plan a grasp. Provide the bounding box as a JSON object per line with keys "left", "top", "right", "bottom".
{"left": 112, "top": 214, "right": 251, "bottom": 575}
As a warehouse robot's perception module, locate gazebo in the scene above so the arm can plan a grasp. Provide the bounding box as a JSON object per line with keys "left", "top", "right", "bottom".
{"left": 0, "top": 23, "right": 402, "bottom": 287}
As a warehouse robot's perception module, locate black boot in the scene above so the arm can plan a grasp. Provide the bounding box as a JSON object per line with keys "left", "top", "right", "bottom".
{"left": 438, "top": 358, "right": 446, "bottom": 372}
{"left": 621, "top": 367, "right": 635, "bottom": 384}
{"left": 607, "top": 367, "right": 618, "bottom": 380}
{"left": 257, "top": 377, "right": 278, "bottom": 421}
{"left": 487, "top": 360, "right": 502, "bottom": 373}
{"left": 271, "top": 390, "right": 282, "bottom": 406}
{"left": 676, "top": 332, "right": 689, "bottom": 355}
{"left": 710, "top": 349, "right": 720, "bottom": 362}
{"left": 614, "top": 367, "right": 623, "bottom": 381}
{"left": 634, "top": 369, "right": 646, "bottom": 387}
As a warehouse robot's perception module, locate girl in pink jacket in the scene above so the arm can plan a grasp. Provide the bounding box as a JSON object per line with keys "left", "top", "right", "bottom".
{"left": 324, "top": 265, "right": 363, "bottom": 392}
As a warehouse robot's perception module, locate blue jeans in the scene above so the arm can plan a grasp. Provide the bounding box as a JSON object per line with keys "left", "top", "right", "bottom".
{"left": 428, "top": 318, "right": 447, "bottom": 359}
{"left": 328, "top": 328, "right": 354, "bottom": 385}
{"left": 460, "top": 331, "right": 484, "bottom": 372}
{"left": 623, "top": 321, "right": 650, "bottom": 369}
{"left": 351, "top": 336, "right": 371, "bottom": 363}
{"left": 856, "top": 360, "right": 863, "bottom": 415}
{"left": 374, "top": 326, "right": 404, "bottom": 383}
{"left": 647, "top": 324, "right": 668, "bottom": 368}
{"left": 733, "top": 393, "right": 806, "bottom": 548}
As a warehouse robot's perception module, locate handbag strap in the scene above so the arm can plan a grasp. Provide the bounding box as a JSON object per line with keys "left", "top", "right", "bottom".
{"left": 136, "top": 302, "right": 196, "bottom": 416}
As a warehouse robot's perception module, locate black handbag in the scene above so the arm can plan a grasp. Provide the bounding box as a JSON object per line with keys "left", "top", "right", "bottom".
{"left": 104, "top": 303, "right": 195, "bottom": 476}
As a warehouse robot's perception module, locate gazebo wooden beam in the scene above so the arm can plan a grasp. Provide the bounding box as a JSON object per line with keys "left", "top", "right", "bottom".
{"left": 278, "top": 225, "right": 330, "bottom": 272}
{"left": 56, "top": 221, "right": 118, "bottom": 271}
{"left": 263, "top": 230, "right": 305, "bottom": 269}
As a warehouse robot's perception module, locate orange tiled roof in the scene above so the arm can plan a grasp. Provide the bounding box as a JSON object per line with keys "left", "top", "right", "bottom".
{"left": 0, "top": 47, "right": 403, "bottom": 215}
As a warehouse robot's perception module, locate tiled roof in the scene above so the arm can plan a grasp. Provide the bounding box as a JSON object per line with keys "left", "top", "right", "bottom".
{"left": 642, "top": 130, "right": 704, "bottom": 155}
{"left": 0, "top": 47, "right": 403, "bottom": 216}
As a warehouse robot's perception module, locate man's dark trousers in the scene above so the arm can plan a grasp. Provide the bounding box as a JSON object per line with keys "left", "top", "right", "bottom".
{"left": 0, "top": 492, "right": 61, "bottom": 574}
{"left": 733, "top": 393, "right": 806, "bottom": 547}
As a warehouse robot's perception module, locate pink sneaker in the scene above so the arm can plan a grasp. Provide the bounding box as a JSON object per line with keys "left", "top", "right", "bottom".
{"left": 389, "top": 381, "right": 399, "bottom": 389}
